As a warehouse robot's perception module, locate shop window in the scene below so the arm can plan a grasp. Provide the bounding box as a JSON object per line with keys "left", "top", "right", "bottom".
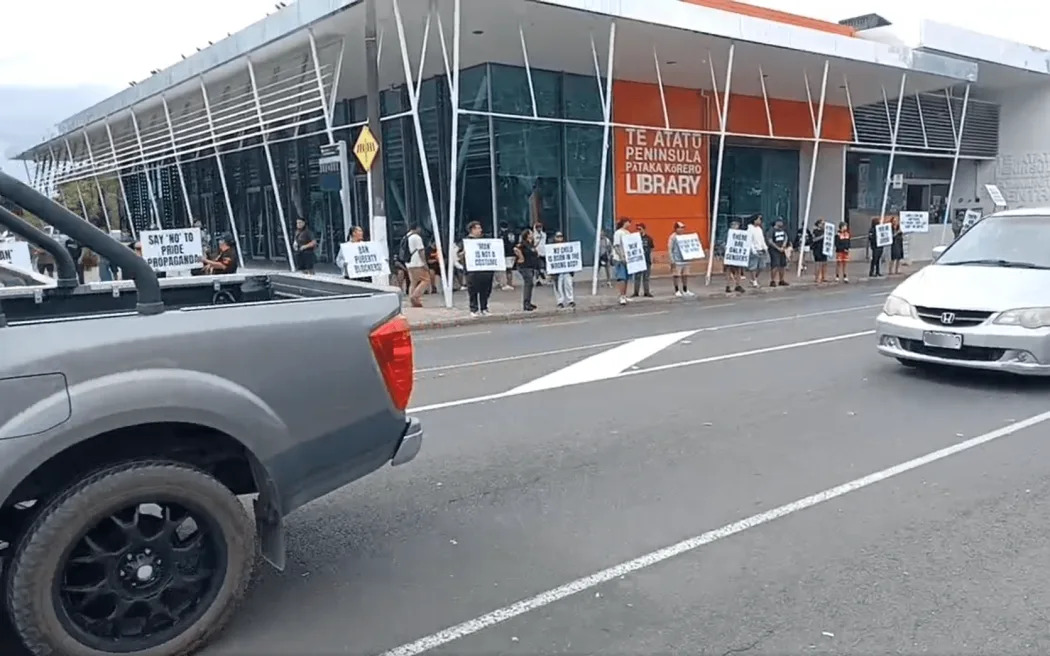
{"left": 711, "top": 145, "right": 799, "bottom": 247}
{"left": 493, "top": 119, "right": 563, "bottom": 235}
{"left": 563, "top": 125, "right": 612, "bottom": 263}
{"left": 490, "top": 64, "right": 561, "bottom": 119}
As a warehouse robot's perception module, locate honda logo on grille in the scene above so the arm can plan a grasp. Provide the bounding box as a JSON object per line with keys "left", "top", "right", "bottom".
{"left": 940, "top": 312, "right": 957, "bottom": 325}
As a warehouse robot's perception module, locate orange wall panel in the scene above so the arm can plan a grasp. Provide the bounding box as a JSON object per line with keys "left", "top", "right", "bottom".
{"left": 613, "top": 80, "right": 712, "bottom": 253}
{"left": 716, "top": 94, "right": 853, "bottom": 141}
{"left": 680, "top": 0, "right": 856, "bottom": 37}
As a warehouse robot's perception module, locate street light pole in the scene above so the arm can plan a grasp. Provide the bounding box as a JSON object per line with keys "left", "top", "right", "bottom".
{"left": 364, "top": 0, "right": 387, "bottom": 237}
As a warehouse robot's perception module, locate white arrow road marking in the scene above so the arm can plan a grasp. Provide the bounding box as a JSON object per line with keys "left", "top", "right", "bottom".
{"left": 507, "top": 330, "right": 698, "bottom": 395}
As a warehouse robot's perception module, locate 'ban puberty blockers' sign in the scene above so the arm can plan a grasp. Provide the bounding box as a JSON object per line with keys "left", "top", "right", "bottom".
{"left": 340, "top": 241, "right": 390, "bottom": 278}
{"left": 140, "top": 228, "right": 203, "bottom": 273}
{"left": 0, "top": 241, "right": 32, "bottom": 271}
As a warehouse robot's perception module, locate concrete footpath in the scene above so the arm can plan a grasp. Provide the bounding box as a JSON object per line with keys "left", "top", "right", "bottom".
{"left": 404, "top": 259, "right": 921, "bottom": 330}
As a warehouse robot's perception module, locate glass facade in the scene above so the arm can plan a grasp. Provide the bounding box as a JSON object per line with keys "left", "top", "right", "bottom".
{"left": 845, "top": 152, "right": 956, "bottom": 228}
{"left": 710, "top": 144, "right": 800, "bottom": 249}
{"left": 122, "top": 63, "right": 615, "bottom": 266}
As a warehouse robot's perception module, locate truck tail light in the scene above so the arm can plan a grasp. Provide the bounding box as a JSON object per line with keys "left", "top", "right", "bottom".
{"left": 369, "top": 315, "right": 414, "bottom": 411}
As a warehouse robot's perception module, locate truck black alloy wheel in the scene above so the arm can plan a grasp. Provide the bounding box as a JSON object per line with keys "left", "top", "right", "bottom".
{"left": 5, "top": 461, "right": 255, "bottom": 656}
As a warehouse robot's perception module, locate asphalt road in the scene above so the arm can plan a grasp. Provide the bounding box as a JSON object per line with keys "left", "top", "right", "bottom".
{"left": 6, "top": 279, "right": 1050, "bottom": 655}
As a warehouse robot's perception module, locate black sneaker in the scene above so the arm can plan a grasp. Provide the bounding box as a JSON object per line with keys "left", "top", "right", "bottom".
{"left": 734, "top": 285, "right": 745, "bottom": 293}
{"left": 644, "top": 293, "right": 654, "bottom": 298}
{"left": 557, "top": 303, "right": 564, "bottom": 309}
{"left": 778, "top": 280, "right": 789, "bottom": 286}
{"left": 769, "top": 281, "right": 777, "bottom": 288}
{"left": 725, "top": 285, "right": 732, "bottom": 293}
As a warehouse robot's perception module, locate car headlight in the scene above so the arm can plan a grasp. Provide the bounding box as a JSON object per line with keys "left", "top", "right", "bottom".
{"left": 994, "top": 307, "right": 1050, "bottom": 329}
{"left": 882, "top": 295, "right": 916, "bottom": 318}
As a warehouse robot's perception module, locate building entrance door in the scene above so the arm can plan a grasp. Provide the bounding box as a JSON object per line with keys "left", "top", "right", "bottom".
{"left": 904, "top": 182, "right": 949, "bottom": 224}
{"left": 245, "top": 187, "right": 281, "bottom": 261}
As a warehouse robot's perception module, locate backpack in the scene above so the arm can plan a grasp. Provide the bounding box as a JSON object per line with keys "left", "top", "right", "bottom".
{"left": 397, "top": 234, "right": 412, "bottom": 263}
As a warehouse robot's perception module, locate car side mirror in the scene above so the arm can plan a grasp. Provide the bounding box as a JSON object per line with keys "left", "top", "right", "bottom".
{"left": 931, "top": 245, "right": 947, "bottom": 261}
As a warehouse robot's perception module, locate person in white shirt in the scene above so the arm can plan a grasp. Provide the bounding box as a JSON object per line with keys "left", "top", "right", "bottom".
{"left": 612, "top": 217, "right": 632, "bottom": 305}
{"left": 745, "top": 214, "right": 769, "bottom": 288}
{"left": 404, "top": 224, "right": 429, "bottom": 307}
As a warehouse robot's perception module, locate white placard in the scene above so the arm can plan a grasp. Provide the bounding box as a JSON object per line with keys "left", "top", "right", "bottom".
{"left": 891, "top": 173, "right": 904, "bottom": 189}
{"left": 0, "top": 241, "right": 32, "bottom": 271}
{"left": 623, "top": 232, "right": 648, "bottom": 275}
{"left": 723, "top": 229, "right": 751, "bottom": 268}
{"left": 140, "top": 228, "right": 203, "bottom": 272}
{"left": 340, "top": 241, "right": 390, "bottom": 278}
{"left": 899, "top": 211, "right": 929, "bottom": 234}
{"left": 545, "top": 241, "right": 583, "bottom": 275}
{"left": 463, "top": 238, "right": 506, "bottom": 272}
{"left": 875, "top": 223, "right": 893, "bottom": 247}
{"left": 963, "top": 209, "right": 982, "bottom": 229}
{"left": 985, "top": 184, "right": 1006, "bottom": 207}
{"left": 675, "top": 233, "right": 705, "bottom": 260}
{"left": 822, "top": 223, "right": 836, "bottom": 259}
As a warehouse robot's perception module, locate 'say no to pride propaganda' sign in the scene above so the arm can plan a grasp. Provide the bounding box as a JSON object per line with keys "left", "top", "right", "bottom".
{"left": 623, "top": 128, "right": 703, "bottom": 196}
{"left": 463, "top": 238, "right": 506, "bottom": 272}
{"left": 340, "top": 241, "right": 390, "bottom": 278}
{"left": 140, "top": 228, "right": 203, "bottom": 272}
{"left": 0, "top": 241, "right": 32, "bottom": 271}
{"left": 899, "top": 211, "right": 929, "bottom": 234}
{"left": 676, "top": 233, "right": 705, "bottom": 260}
{"left": 623, "top": 232, "right": 648, "bottom": 275}
{"left": 545, "top": 241, "right": 583, "bottom": 275}
{"left": 723, "top": 229, "right": 751, "bottom": 268}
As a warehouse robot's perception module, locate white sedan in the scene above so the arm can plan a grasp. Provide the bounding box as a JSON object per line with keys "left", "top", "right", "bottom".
{"left": 876, "top": 208, "right": 1050, "bottom": 375}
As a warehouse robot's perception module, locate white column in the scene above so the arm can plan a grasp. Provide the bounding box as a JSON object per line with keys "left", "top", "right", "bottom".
{"left": 392, "top": 0, "right": 451, "bottom": 307}
{"left": 105, "top": 118, "right": 136, "bottom": 238}
{"left": 200, "top": 77, "right": 246, "bottom": 268}
{"left": 22, "top": 160, "right": 32, "bottom": 187}
{"left": 704, "top": 44, "right": 735, "bottom": 285}
{"left": 653, "top": 46, "right": 669, "bottom": 129}
{"left": 942, "top": 84, "right": 971, "bottom": 245}
{"left": 445, "top": 0, "right": 462, "bottom": 301}
{"left": 63, "top": 138, "right": 91, "bottom": 221}
{"left": 309, "top": 29, "right": 354, "bottom": 250}
{"left": 589, "top": 22, "right": 617, "bottom": 295}
{"left": 519, "top": 25, "right": 539, "bottom": 119}
{"left": 759, "top": 66, "right": 773, "bottom": 136}
{"left": 796, "top": 60, "right": 829, "bottom": 278}
{"left": 247, "top": 57, "right": 296, "bottom": 271}
{"left": 877, "top": 74, "right": 908, "bottom": 227}
{"left": 82, "top": 130, "right": 113, "bottom": 231}
{"left": 129, "top": 109, "right": 161, "bottom": 227}
{"left": 45, "top": 146, "right": 59, "bottom": 200}
{"left": 842, "top": 74, "right": 857, "bottom": 143}
{"left": 161, "top": 95, "right": 196, "bottom": 226}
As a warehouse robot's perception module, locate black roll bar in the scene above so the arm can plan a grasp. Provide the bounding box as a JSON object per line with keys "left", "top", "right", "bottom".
{"left": 0, "top": 206, "right": 79, "bottom": 288}
{"left": 0, "top": 171, "right": 163, "bottom": 315}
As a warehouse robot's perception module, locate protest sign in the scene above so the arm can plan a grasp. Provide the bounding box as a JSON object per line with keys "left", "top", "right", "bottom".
{"left": 899, "top": 211, "right": 929, "bottom": 233}
{"left": 985, "top": 184, "right": 1006, "bottom": 207}
{"left": 875, "top": 223, "right": 893, "bottom": 247}
{"left": 676, "top": 233, "right": 705, "bottom": 260}
{"left": 963, "top": 209, "right": 982, "bottom": 229}
{"left": 140, "top": 228, "right": 203, "bottom": 273}
{"left": 723, "top": 229, "right": 750, "bottom": 268}
{"left": 339, "top": 241, "right": 390, "bottom": 278}
{"left": 463, "top": 238, "right": 505, "bottom": 272}
{"left": 545, "top": 241, "right": 583, "bottom": 275}
{"left": 822, "top": 223, "right": 835, "bottom": 259}
{"left": 623, "top": 232, "right": 648, "bottom": 275}
{"left": 0, "top": 240, "right": 32, "bottom": 271}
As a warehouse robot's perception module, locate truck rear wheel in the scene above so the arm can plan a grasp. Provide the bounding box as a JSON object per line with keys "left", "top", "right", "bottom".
{"left": 5, "top": 460, "right": 255, "bottom": 656}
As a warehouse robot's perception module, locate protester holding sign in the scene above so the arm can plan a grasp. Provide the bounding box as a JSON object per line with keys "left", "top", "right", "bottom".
{"left": 723, "top": 220, "right": 747, "bottom": 294}
{"left": 462, "top": 221, "right": 495, "bottom": 316}
{"left": 667, "top": 221, "right": 695, "bottom": 298}
{"left": 868, "top": 218, "right": 886, "bottom": 278}
{"left": 198, "top": 234, "right": 239, "bottom": 275}
{"left": 835, "top": 222, "right": 851, "bottom": 283}
{"left": 547, "top": 232, "right": 577, "bottom": 308}
{"left": 611, "top": 217, "right": 632, "bottom": 306}
{"left": 514, "top": 228, "right": 541, "bottom": 311}
{"left": 632, "top": 224, "right": 655, "bottom": 298}
{"left": 889, "top": 217, "right": 904, "bottom": 275}
{"left": 807, "top": 218, "right": 829, "bottom": 284}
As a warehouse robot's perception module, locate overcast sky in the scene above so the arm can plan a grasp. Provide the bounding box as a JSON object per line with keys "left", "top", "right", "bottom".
{"left": 2, "top": 0, "right": 1048, "bottom": 180}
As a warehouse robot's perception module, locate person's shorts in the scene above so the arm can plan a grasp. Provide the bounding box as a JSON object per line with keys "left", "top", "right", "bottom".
{"left": 614, "top": 262, "right": 629, "bottom": 281}
{"left": 748, "top": 251, "right": 770, "bottom": 272}
{"left": 408, "top": 266, "right": 430, "bottom": 287}
{"left": 812, "top": 250, "right": 828, "bottom": 263}
{"left": 671, "top": 262, "right": 690, "bottom": 275}
{"left": 769, "top": 249, "right": 788, "bottom": 269}
{"left": 836, "top": 251, "right": 850, "bottom": 263}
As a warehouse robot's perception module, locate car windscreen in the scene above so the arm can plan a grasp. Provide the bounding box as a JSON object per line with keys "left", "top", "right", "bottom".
{"left": 939, "top": 216, "right": 1050, "bottom": 269}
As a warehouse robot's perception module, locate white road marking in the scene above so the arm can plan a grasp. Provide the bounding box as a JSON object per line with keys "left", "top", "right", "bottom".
{"left": 871, "top": 291, "right": 890, "bottom": 297}
{"left": 415, "top": 330, "right": 492, "bottom": 342}
{"left": 379, "top": 409, "right": 1050, "bottom": 656}
{"left": 535, "top": 319, "right": 590, "bottom": 328}
{"left": 621, "top": 310, "right": 670, "bottom": 318}
{"left": 413, "top": 304, "right": 880, "bottom": 374}
{"left": 409, "top": 330, "right": 873, "bottom": 413}
{"left": 508, "top": 330, "right": 697, "bottom": 395}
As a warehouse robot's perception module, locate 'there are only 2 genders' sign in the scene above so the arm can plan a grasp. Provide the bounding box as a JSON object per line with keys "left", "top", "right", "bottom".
{"left": 140, "top": 228, "right": 204, "bottom": 273}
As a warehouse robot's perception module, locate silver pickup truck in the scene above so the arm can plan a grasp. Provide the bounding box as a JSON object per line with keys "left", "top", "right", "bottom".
{"left": 0, "top": 172, "right": 423, "bottom": 656}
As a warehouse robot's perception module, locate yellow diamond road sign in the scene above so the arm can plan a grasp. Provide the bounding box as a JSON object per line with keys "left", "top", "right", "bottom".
{"left": 353, "top": 126, "right": 380, "bottom": 172}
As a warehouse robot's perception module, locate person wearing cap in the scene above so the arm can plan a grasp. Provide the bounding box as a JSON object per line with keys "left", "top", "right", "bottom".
{"left": 667, "top": 221, "right": 694, "bottom": 297}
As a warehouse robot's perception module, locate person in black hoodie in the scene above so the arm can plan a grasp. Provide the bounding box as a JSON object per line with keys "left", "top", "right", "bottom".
{"left": 463, "top": 221, "right": 494, "bottom": 316}
{"left": 497, "top": 221, "right": 516, "bottom": 290}
{"left": 632, "top": 223, "right": 655, "bottom": 297}
{"left": 867, "top": 217, "right": 884, "bottom": 278}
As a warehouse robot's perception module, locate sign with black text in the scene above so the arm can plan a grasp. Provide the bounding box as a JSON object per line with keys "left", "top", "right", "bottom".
{"left": 899, "top": 211, "right": 929, "bottom": 233}
{"left": 875, "top": 223, "right": 893, "bottom": 247}
{"left": 140, "top": 228, "right": 203, "bottom": 272}
{"left": 963, "top": 209, "right": 982, "bottom": 229}
{"left": 340, "top": 241, "right": 390, "bottom": 278}
{"left": 545, "top": 241, "right": 583, "bottom": 275}
{"left": 623, "top": 232, "right": 648, "bottom": 275}
{"left": 985, "top": 184, "right": 1006, "bottom": 207}
{"left": 822, "top": 223, "right": 835, "bottom": 259}
{"left": 676, "top": 233, "right": 705, "bottom": 260}
{"left": 463, "top": 238, "right": 505, "bottom": 272}
{"left": 0, "top": 240, "right": 32, "bottom": 271}
{"left": 723, "top": 229, "right": 751, "bottom": 268}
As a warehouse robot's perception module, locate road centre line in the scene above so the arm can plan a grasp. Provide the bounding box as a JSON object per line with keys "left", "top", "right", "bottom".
{"left": 414, "top": 303, "right": 881, "bottom": 374}
{"left": 535, "top": 319, "right": 590, "bottom": 328}
{"left": 409, "top": 330, "right": 874, "bottom": 413}
{"left": 380, "top": 409, "right": 1050, "bottom": 656}
{"left": 415, "top": 330, "right": 492, "bottom": 342}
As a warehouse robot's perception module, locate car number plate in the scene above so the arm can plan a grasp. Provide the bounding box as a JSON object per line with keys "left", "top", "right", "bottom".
{"left": 923, "top": 331, "right": 963, "bottom": 350}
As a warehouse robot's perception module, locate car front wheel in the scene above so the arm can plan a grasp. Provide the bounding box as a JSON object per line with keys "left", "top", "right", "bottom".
{"left": 5, "top": 460, "right": 255, "bottom": 656}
